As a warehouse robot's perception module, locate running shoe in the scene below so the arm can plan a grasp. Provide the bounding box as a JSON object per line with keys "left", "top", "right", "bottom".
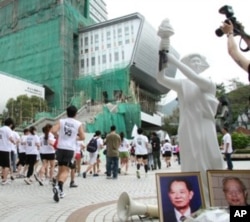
{"left": 24, "top": 178, "right": 31, "bottom": 185}
{"left": 1, "top": 180, "right": 11, "bottom": 185}
{"left": 34, "top": 174, "right": 44, "bottom": 186}
{"left": 136, "top": 171, "right": 140, "bottom": 179}
{"left": 59, "top": 191, "right": 65, "bottom": 198}
{"left": 53, "top": 186, "right": 60, "bottom": 202}
{"left": 82, "top": 172, "right": 86, "bottom": 178}
{"left": 70, "top": 181, "right": 78, "bottom": 188}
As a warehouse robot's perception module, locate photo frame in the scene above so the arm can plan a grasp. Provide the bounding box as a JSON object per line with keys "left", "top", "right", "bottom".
{"left": 207, "top": 170, "right": 250, "bottom": 207}
{"left": 156, "top": 172, "right": 205, "bottom": 222}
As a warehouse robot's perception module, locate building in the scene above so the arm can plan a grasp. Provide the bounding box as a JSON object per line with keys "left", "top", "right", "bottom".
{"left": 0, "top": 71, "right": 45, "bottom": 114}
{"left": 0, "top": 0, "right": 101, "bottom": 112}
{"left": 76, "top": 13, "right": 179, "bottom": 134}
{"left": 0, "top": 0, "right": 178, "bottom": 136}
{"left": 89, "top": 0, "right": 107, "bottom": 23}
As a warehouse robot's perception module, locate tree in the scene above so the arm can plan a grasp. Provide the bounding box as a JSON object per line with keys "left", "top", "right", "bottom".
{"left": 227, "top": 85, "right": 249, "bottom": 126}
{"left": 5, "top": 95, "right": 48, "bottom": 126}
{"left": 162, "top": 107, "right": 179, "bottom": 136}
{"left": 216, "top": 83, "right": 226, "bottom": 98}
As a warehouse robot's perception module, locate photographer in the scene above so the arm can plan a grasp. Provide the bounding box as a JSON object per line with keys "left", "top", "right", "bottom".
{"left": 220, "top": 20, "right": 250, "bottom": 82}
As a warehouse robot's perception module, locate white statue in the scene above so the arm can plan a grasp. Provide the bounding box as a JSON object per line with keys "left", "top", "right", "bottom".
{"left": 157, "top": 19, "right": 224, "bottom": 206}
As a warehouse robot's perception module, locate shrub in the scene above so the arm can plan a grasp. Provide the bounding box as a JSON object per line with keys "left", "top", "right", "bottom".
{"left": 217, "top": 132, "right": 250, "bottom": 150}
{"left": 231, "top": 132, "right": 249, "bottom": 149}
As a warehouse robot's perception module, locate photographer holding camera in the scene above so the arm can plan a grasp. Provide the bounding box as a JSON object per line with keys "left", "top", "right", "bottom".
{"left": 218, "top": 6, "right": 250, "bottom": 82}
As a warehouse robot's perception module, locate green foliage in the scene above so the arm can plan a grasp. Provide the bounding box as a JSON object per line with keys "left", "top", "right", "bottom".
{"left": 227, "top": 85, "right": 250, "bottom": 123}
{"left": 217, "top": 132, "right": 249, "bottom": 150}
{"left": 5, "top": 95, "right": 48, "bottom": 126}
{"left": 231, "top": 132, "right": 250, "bottom": 149}
{"left": 216, "top": 83, "right": 226, "bottom": 98}
{"left": 162, "top": 107, "right": 179, "bottom": 136}
{"left": 217, "top": 133, "right": 223, "bottom": 145}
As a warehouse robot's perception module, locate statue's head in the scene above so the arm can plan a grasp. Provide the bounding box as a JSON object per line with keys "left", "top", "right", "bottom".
{"left": 181, "top": 53, "right": 209, "bottom": 74}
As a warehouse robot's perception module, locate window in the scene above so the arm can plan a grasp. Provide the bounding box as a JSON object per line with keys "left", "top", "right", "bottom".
{"left": 115, "top": 52, "right": 119, "bottom": 61}
{"left": 118, "top": 28, "right": 122, "bottom": 35}
{"left": 124, "top": 26, "right": 129, "bottom": 36}
{"left": 91, "top": 35, "right": 93, "bottom": 44}
{"left": 102, "top": 54, "right": 106, "bottom": 64}
{"left": 86, "top": 58, "right": 89, "bottom": 67}
{"left": 125, "top": 39, "right": 130, "bottom": 44}
{"left": 84, "top": 37, "right": 88, "bottom": 46}
{"left": 81, "top": 59, "right": 84, "bottom": 68}
{"left": 109, "top": 53, "right": 112, "bottom": 63}
{"left": 107, "top": 31, "right": 111, "bottom": 41}
{"left": 95, "top": 34, "right": 99, "bottom": 44}
{"left": 91, "top": 57, "right": 95, "bottom": 66}
{"left": 122, "top": 51, "right": 125, "bottom": 60}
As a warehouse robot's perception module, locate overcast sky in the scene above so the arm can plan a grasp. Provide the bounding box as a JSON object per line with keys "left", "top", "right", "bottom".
{"left": 105, "top": 0, "right": 250, "bottom": 90}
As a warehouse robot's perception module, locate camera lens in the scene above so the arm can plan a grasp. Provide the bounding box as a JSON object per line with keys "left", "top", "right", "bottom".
{"left": 215, "top": 28, "right": 224, "bottom": 37}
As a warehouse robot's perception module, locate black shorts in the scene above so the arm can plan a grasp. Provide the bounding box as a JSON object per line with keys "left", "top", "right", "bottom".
{"left": 0, "top": 151, "right": 11, "bottom": 168}
{"left": 56, "top": 149, "right": 74, "bottom": 167}
{"left": 163, "top": 151, "right": 172, "bottom": 157}
{"left": 17, "top": 152, "right": 26, "bottom": 166}
{"left": 69, "top": 160, "right": 76, "bottom": 169}
{"left": 136, "top": 154, "right": 148, "bottom": 160}
{"left": 40, "top": 153, "right": 55, "bottom": 161}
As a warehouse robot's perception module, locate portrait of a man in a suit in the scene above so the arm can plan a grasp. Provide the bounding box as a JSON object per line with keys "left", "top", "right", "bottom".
{"left": 161, "top": 176, "right": 203, "bottom": 222}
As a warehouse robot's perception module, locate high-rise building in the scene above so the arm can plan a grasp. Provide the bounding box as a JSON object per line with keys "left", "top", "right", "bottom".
{"left": 89, "top": 0, "right": 108, "bottom": 23}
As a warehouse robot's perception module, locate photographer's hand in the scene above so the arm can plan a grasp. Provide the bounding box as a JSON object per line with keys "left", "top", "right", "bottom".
{"left": 220, "top": 20, "right": 234, "bottom": 35}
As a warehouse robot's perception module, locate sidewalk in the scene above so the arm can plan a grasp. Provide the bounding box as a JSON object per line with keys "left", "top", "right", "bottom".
{"left": 0, "top": 159, "right": 249, "bottom": 222}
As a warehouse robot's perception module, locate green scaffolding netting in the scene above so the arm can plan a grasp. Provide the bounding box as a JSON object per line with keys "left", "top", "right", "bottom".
{"left": 74, "top": 67, "right": 132, "bottom": 104}
{"left": 0, "top": 0, "right": 142, "bottom": 134}
{"left": 0, "top": 0, "right": 93, "bottom": 110}
{"left": 86, "top": 103, "right": 141, "bottom": 139}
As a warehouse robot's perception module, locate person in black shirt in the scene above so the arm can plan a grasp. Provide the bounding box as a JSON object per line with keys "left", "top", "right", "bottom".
{"left": 150, "top": 132, "right": 161, "bottom": 170}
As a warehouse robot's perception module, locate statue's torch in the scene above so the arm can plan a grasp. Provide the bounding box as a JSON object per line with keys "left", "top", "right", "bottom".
{"left": 157, "top": 18, "right": 174, "bottom": 71}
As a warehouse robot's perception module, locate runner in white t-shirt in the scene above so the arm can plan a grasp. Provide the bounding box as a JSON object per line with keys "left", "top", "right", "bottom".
{"left": 132, "top": 128, "right": 149, "bottom": 179}
{"left": 0, "top": 118, "right": 15, "bottom": 185}
{"left": 24, "top": 126, "right": 40, "bottom": 185}
{"left": 51, "top": 105, "right": 85, "bottom": 202}
{"left": 34, "top": 124, "right": 56, "bottom": 186}
{"left": 82, "top": 130, "right": 103, "bottom": 178}
{"left": 16, "top": 128, "right": 30, "bottom": 178}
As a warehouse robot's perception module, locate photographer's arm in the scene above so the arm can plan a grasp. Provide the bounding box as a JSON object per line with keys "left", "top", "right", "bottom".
{"left": 221, "top": 21, "right": 250, "bottom": 73}
{"left": 227, "top": 34, "right": 250, "bottom": 73}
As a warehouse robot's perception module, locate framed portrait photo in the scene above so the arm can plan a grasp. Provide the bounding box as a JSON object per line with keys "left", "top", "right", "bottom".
{"left": 156, "top": 172, "right": 205, "bottom": 222}
{"left": 207, "top": 170, "right": 250, "bottom": 207}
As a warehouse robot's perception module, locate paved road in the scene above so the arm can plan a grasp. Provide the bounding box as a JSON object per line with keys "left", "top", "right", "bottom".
{"left": 0, "top": 159, "right": 249, "bottom": 222}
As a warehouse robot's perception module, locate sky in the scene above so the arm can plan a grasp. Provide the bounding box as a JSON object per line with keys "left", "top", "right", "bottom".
{"left": 105, "top": 0, "right": 250, "bottom": 103}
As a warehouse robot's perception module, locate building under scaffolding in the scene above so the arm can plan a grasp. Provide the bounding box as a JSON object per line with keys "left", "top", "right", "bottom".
{"left": 0, "top": 1, "right": 179, "bottom": 136}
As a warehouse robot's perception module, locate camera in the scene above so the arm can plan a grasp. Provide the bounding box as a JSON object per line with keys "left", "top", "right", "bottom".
{"left": 215, "top": 5, "right": 244, "bottom": 37}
